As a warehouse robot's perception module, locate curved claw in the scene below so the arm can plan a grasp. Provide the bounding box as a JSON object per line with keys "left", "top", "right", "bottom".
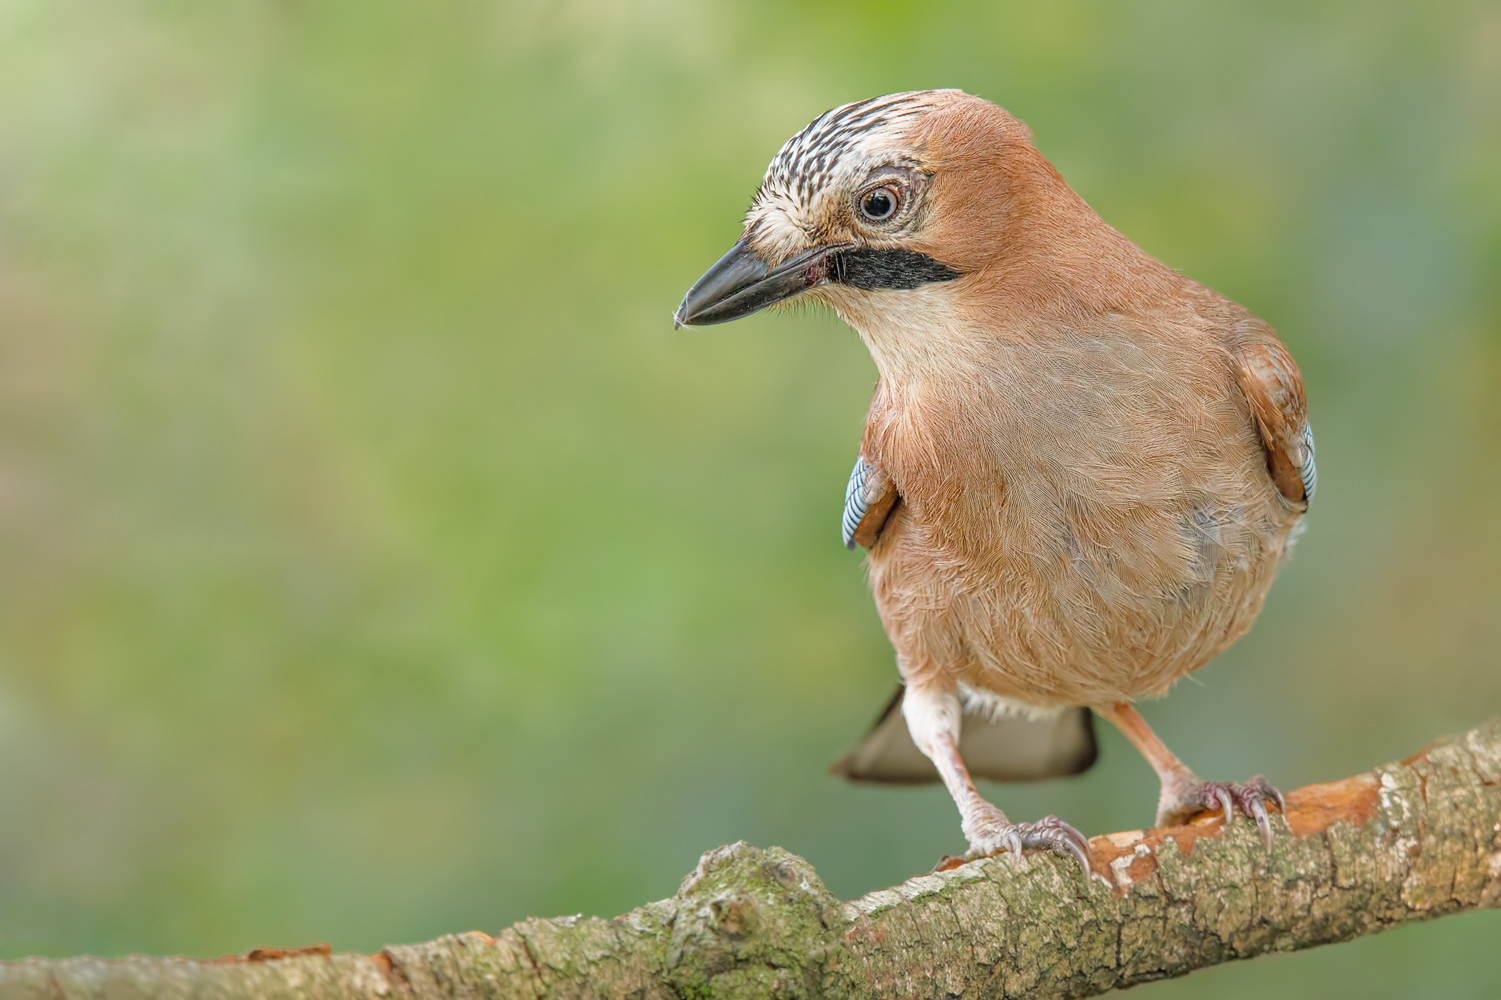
{"left": 1182, "top": 777, "right": 1285, "bottom": 848}
{"left": 966, "top": 813, "right": 1093, "bottom": 883}
{"left": 1211, "top": 786, "right": 1235, "bottom": 827}
{"left": 1056, "top": 818, "right": 1088, "bottom": 850}
{"left": 1251, "top": 775, "right": 1286, "bottom": 814}
{"left": 1247, "top": 795, "right": 1272, "bottom": 848}
{"left": 1059, "top": 830, "right": 1091, "bottom": 880}
{"left": 1020, "top": 816, "right": 1093, "bottom": 883}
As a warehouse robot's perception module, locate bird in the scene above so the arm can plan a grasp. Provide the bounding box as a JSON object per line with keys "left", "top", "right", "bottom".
{"left": 673, "top": 90, "right": 1313, "bottom": 874}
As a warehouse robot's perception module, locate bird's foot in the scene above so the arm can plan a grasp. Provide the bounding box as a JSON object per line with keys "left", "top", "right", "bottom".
{"left": 1161, "top": 775, "right": 1285, "bottom": 847}
{"left": 962, "top": 804, "right": 1091, "bottom": 879}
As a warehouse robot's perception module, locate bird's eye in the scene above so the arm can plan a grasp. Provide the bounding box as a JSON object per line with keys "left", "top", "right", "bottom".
{"left": 859, "top": 185, "right": 900, "bottom": 222}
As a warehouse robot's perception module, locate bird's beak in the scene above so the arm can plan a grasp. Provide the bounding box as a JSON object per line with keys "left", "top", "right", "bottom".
{"left": 674, "top": 239, "right": 837, "bottom": 328}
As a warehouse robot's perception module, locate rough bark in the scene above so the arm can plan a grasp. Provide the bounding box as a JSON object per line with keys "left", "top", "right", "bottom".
{"left": 4, "top": 719, "right": 1499, "bottom": 1000}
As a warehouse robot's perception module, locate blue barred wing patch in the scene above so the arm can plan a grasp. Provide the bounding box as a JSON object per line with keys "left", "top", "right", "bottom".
{"left": 1300, "top": 423, "right": 1317, "bottom": 502}
{"left": 842, "top": 456, "right": 872, "bottom": 550}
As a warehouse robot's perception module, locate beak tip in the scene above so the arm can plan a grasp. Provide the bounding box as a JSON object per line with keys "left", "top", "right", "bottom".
{"left": 674, "top": 238, "right": 822, "bottom": 330}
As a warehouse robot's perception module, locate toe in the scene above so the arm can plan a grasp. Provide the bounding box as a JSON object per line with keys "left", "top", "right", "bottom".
{"left": 1204, "top": 785, "right": 1235, "bottom": 826}
{"left": 1250, "top": 775, "right": 1286, "bottom": 814}
{"left": 1004, "top": 829, "right": 1023, "bottom": 858}
{"left": 1186, "top": 778, "right": 1285, "bottom": 847}
{"left": 1018, "top": 816, "right": 1093, "bottom": 882}
{"left": 965, "top": 815, "right": 1093, "bottom": 882}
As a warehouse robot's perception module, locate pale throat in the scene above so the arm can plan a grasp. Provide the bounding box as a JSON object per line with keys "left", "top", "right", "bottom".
{"left": 819, "top": 282, "right": 990, "bottom": 386}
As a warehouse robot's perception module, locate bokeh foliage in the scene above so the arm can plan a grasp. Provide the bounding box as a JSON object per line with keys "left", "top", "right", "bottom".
{"left": 0, "top": 1, "right": 1498, "bottom": 994}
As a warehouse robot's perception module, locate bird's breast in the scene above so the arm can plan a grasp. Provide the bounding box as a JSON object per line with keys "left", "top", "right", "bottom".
{"left": 861, "top": 326, "right": 1299, "bottom": 703}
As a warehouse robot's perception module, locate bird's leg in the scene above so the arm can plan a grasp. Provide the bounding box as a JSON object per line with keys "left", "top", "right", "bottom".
{"left": 902, "top": 685, "right": 1090, "bottom": 876}
{"left": 1093, "top": 701, "right": 1284, "bottom": 846}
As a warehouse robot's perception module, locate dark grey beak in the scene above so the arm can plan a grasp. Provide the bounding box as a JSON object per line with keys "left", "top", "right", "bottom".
{"left": 674, "top": 239, "right": 837, "bottom": 328}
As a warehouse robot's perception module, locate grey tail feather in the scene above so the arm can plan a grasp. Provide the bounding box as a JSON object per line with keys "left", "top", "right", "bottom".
{"left": 830, "top": 683, "right": 1098, "bottom": 785}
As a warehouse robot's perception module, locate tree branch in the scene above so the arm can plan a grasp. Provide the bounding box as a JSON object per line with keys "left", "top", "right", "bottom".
{"left": 5, "top": 719, "right": 1499, "bottom": 999}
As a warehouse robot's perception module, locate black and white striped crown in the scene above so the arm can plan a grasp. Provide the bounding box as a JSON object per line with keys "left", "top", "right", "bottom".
{"left": 760, "top": 92, "right": 939, "bottom": 203}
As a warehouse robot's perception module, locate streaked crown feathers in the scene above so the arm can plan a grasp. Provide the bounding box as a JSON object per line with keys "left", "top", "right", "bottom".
{"left": 746, "top": 91, "right": 956, "bottom": 260}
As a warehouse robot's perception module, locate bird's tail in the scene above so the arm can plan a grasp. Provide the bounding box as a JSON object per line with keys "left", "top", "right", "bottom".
{"left": 830, "top": 683, "right": 1098, "bottom": 784}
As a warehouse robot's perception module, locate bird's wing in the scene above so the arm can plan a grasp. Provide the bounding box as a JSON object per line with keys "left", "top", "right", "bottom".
{"left": 842, "top": 454, "right": 900, "bottom": 550}
{"left": 1231, "top": 321, "right": 1316, "bottom": 504}
{"left": 830, "top": 684, "right": 1098, "bottom": 784}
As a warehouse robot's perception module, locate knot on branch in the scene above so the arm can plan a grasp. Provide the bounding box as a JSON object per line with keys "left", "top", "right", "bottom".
{"left": 667, "top": 841, "right": 850, "bottom": 997}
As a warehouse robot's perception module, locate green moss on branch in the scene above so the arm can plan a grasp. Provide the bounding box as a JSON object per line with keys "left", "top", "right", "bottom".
{"left": 5, "top": 720, "right": 1499, "bottom": 999}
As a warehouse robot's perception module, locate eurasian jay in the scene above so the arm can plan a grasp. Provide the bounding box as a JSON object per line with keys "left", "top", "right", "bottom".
{"left": 675, "top": 91, "right": 1314, "bottom": 873}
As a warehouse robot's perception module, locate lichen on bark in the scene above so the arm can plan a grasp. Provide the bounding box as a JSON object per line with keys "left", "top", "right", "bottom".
{"left": 4, "top": 719, "right": 1499, "bottom": 999}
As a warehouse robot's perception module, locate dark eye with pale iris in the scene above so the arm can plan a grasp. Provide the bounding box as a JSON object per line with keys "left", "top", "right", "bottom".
{"left": 859, "top": 185, "right": 900, "bottom": 221}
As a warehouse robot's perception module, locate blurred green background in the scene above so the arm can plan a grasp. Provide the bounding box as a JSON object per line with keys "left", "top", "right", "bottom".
{"left": 1, "top": 0, "right": 1498, "bottom": 995}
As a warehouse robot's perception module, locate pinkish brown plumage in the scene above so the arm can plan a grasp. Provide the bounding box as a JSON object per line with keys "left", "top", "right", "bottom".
{"left": 677, "top": 90, "right": 1313, "bottom": 869}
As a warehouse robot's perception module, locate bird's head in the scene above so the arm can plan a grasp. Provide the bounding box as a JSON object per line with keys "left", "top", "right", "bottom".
{"left": 674, "top": 90, "right": 1077, "bottom": 353}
